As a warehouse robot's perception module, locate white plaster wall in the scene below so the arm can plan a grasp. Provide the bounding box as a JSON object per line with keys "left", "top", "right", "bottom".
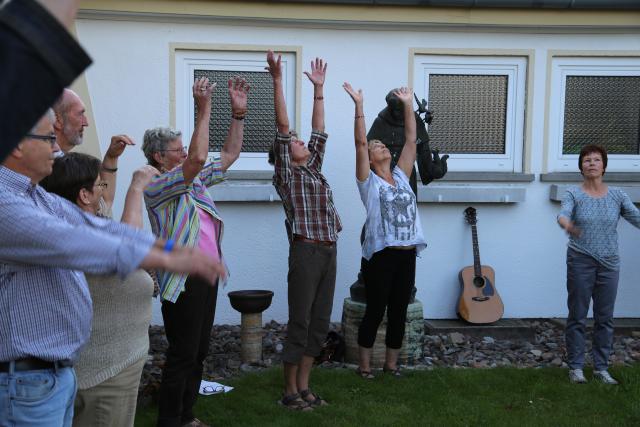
{"left": 75, "top": 19, "right": 640, "bottom": 325}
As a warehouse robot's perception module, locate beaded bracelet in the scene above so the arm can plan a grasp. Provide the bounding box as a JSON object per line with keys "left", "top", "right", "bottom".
{"left": 314, "top": 96, "right": 324, "bottom": 100}
{"left": 355, "top": 115, "right": 365, "bottom": 119}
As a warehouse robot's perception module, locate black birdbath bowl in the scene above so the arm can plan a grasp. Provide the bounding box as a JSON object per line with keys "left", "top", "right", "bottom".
{"left": 228, "top": 290, "right": 274, "bottom": 363}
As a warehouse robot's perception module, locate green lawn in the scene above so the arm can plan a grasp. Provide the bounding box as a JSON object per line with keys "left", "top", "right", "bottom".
{"left": 135, "top": 365, "right": 640, "bottom": 426}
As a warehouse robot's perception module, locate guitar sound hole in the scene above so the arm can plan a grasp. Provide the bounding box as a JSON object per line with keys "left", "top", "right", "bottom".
{"left": 473, "top": 276, "right": 485, "bottom": 288}
{"left": 472, "top": 296, "right": 489, "bottom": 302}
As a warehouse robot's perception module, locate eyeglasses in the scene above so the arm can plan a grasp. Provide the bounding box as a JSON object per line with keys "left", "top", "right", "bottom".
{"left": 202, "top": 385, "right": 225, "bottom": 394}
{"left": 159, "top": 146, "right": 188, "bottom": 153}
{"left": 94, "top": 182, "right": 108, "bottom": 189}
{"left": 26, "top": 133, "right": 57, "bottom": 147}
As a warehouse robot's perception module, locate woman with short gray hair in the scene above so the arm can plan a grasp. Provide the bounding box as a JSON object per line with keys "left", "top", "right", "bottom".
{"left": 142, "top": 127, "right": 182, "bottom": 166}
{"left": 143, "top": 76, "right": 249, "bottom": 427}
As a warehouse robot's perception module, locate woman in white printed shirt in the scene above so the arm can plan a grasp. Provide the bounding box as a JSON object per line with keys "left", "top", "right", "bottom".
{"left": 344, "top": 83, "right": 427, "bottom": 379}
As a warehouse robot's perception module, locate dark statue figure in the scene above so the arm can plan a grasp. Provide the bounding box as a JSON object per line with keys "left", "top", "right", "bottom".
{"left": 350, "top": 91, "right": 449, "bottom": 304}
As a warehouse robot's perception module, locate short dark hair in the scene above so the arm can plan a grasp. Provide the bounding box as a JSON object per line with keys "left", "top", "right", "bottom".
{"left": 578, "top": 144, "right": 608, "bottom": 175}
{"left": 41, "top": 152, "right": 101, "bottom": 203}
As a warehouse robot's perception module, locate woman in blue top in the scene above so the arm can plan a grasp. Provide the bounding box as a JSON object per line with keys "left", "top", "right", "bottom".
{"left": 344, "top": 83, "right": 427, "bottom": 378}
{"left": 558, "top": 144, "right": 640, "bottom": 385}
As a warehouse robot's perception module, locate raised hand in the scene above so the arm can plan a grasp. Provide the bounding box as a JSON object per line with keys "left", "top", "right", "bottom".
{"left": 392, "top": 86, "right": 412, "bottom": 105}
{"left": 228, "top": 76, "right": 250, "bottom": 115}
{"left": 304, "top": 57, "right": 327, "bottom": 87}
{"left": 265, "top": 50, "right": 282, "bottom": 80}
{"left": 105, "top": 135, "right": 135, "bottom": 160}
{"left": 192, "top": 77, "right": 216, "bottom": 108}
{"left": 168, "top": 246, "right": 227, "bottom": 285}
{"left": 130, "top": 165, "right": 160, "bottom": 191}
{"left": 343, "top": 82, "right": 363, "bottom": 105}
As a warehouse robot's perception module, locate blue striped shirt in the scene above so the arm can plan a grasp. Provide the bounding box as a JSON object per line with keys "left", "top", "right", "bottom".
{"left": 0, "top": 166, "right": 155, "bottom": 362}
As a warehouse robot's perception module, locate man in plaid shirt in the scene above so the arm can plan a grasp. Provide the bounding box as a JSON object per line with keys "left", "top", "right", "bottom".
{"left": 267, "top": 50, "right": 342, "bottom": 411}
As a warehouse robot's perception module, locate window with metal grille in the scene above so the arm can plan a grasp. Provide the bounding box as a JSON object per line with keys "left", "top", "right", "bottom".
{"left": 175, "top": 48, "right": 297, "bottom": 171}
{"left": 562, "top": 76, "right": 640, "bottom": 155}
{"left": 547, "top": 57, "right": 640, "bottom": 172}
{"left": 428, "top": 74, "right": 508, "bottom": 155}
{"left": 194, "top": 69, "right": 275, "bottom": 153}
{"left": 413, "top": 55, "right": 527, "bottom": 172}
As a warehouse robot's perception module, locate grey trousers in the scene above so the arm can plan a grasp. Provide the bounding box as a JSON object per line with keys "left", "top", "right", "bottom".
{"left": 282, "top": 240, "right": 337, "bottom": 365}
{"left": 565, "top": 248, "right": 619, "bottom": 371}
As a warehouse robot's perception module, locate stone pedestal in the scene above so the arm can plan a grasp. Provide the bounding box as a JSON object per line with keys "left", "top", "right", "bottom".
{"left": 341, "top": 297, "right": 424, "bottom": 367}
{"left": 240, "top": 312, "right": 263, "bottom": 364}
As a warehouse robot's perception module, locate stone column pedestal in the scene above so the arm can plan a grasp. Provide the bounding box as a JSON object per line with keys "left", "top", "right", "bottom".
{"left": 341, "top": 297, "right": 424, "bottom": 367}
{"left": 240, "top": 312, "right": 263, "bottom": 364}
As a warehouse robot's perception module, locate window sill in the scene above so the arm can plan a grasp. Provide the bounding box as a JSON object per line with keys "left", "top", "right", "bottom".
{"left": 208, "top": 171, "right": 279, "bottom": 202}
{"left": 418, "top": 184, "right": 526, "bottom": 203}
{"left": 540, "top": 172, "right": 640, "bottom": 182}
{"left": 438, "top": 172, "right": 535, "bottom": 182}
{"left": 210, "top": 171, "right": 531, "bottom": 203}
{"left": 549, "top": 184, "right": 640, "bottom": 203}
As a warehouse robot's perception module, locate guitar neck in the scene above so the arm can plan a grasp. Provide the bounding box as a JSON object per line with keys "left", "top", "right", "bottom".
{"left": 471, "top": 224, "right": 482, "bottom": 277}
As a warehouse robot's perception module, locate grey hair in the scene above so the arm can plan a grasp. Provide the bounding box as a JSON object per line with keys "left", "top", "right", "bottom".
{"left": 142, "top": 127, "right": 182, "bottom": 167}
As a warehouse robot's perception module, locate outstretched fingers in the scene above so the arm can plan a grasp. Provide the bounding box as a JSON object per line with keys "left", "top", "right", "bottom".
{"left": 342, "top": 82, "right": 363, "bottom": 104}
{"left": 392, "top": 86, "right": 412, "bottom": 104}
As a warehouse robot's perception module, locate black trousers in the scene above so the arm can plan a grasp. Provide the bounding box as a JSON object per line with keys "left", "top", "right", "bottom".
{"left": 157, "top": 276, "right": 218, "bottom": 427}
{"left": 358, "top": 248, "right": 416, "bottom": 349}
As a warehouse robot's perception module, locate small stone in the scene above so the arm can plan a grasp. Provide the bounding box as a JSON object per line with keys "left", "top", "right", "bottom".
{"left": 275, "top": 343, "right": 284, "bottom": 353}
{"left": 482, "top": 336, "right": 495, "bottom": 344}
{"left": 551, "top": 357, "right": 563, "bottom": 366}
{"left": 449, "top": 332, "right": 465, "bottom": 345}
{"left": 530, "top": 349, "right": 542, "bottom": 357}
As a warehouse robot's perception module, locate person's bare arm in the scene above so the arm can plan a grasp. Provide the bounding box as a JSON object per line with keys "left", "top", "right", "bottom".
{"left": 395, "top": 87, "right": 417, "bottom": 178}
{"left": 120, "top": 165, "right": 160, "bottom": 228}
{"left": 343, "top": 83, "right": 369, "bottom": 182}
{"left": 304, "top": 57, "right": 327, "bottom": 133}
{"left": 100, "top": 134, "right": 135, "bottom": 209}
{"left": 35, "top": 0, "right": 81, "bottom": 28}
{"left": 139, "top": 244, "right": 226, "bottom": 286}
{"left": 266, "top": 50, "right": 289, "bottom": 134}
{"left": 182, "top": 77, "right": 215, "bottom": 185}
{"left": 220, "top": 77, "right": 250, "bottom": 172}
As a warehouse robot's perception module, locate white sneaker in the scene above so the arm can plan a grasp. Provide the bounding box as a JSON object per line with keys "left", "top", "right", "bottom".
{"left": 568, "top": 368, "right": 587, "bottom": 384}
{"left": 593, "top": 370, "right": 619, "bottom": 385}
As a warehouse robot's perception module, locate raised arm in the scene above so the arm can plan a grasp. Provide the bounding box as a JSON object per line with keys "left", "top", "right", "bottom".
{"left": 266, "top": 50, "right": 289, "bottom": 134}
{"left": 220, "top": 77, "right": 250, "bottom": 172}
{"left": 120, "top": 165, "right": 160, "bottom": 228}
{"left": 182, "top": 77, "right": 215, "bottom": 185}
{"left": 304, "top": 57, "right": 326, "bottom": 133}
{"left": 343, "top": 82, "right": 369, "bottom": 182}
{"left": 100, "top": 134, "right": 135, "bottom": 210}
{"left": 395, "top": 87, "right": 417, "bottom": 178}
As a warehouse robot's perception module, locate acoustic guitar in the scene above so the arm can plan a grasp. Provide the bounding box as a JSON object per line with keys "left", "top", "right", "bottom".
{"left": 457, "top": 207, "right": 504, "bottom": 324}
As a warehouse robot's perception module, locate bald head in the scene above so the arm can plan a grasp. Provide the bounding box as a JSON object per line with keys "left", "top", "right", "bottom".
{"left": 53, "top": 89, "right": 88, "bottom": 153}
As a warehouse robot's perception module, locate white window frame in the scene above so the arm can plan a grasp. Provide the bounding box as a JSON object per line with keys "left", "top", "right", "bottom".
{"left": 413, "top": 55, "right": 526, "bottom": 172}
{"left": 548, "top": 57, "right": 640, "bottom": 172}
{"left": 175, "top": 49, "right": 297, "bottom": 171}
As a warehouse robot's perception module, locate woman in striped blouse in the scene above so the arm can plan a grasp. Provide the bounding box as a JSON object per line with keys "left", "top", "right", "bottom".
{"left": 142, "top": 76, "right": 249, "bottom": 427}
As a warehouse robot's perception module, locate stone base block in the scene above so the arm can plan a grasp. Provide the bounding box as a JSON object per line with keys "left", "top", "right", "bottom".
{"left": 341, "top": 297, "right": 424, "bottom": 367}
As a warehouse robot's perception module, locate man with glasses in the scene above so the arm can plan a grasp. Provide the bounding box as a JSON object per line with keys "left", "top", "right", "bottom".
{"left": 0, "top": 109, "right": 226, "bottom": 426}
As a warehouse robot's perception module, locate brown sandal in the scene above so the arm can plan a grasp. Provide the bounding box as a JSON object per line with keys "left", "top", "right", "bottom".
{"left": 300, "top": 389, "right": 328, "bottom": 407}
{"left": 278, "top": 393, "right": 313, "bottom": 411}
{"left": 356, "top": 367, "right": 375, "bottom": 379}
